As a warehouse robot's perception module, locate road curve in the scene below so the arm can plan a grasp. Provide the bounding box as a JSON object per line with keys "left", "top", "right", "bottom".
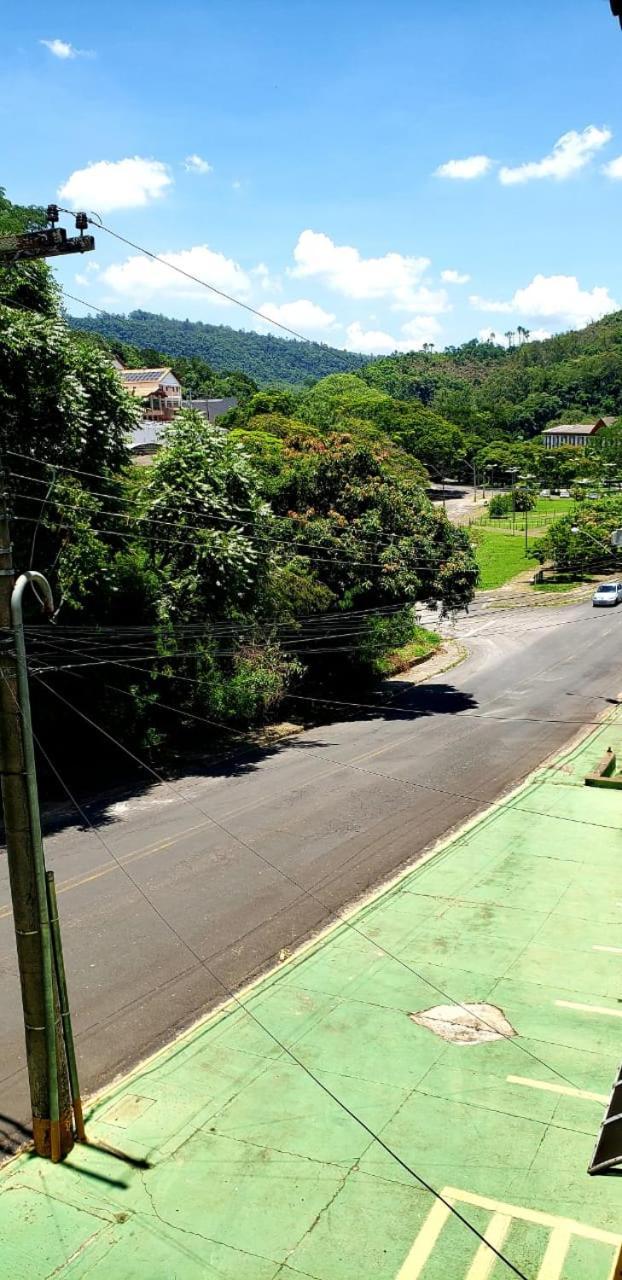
{"left": 1, "top": 597, "right": 621, "bottom": 1154}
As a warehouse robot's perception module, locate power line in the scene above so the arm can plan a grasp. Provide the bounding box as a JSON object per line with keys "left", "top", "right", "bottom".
{"left": 32, "top": 657, "right": 590, "bottom": 1111}
{"left": 56, "top": 210, "right": 318, "bottom": 345}
{"left": 25, "top": 670, "right": 529, "bottom": 1277}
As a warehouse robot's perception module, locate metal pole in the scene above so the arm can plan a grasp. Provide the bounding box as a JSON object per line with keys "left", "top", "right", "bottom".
{"left": 0, "top": 493, "right": 72, "bottom": 1159}
{"left": 11, "top": 571, "right": 71, "bottom": 1162}
{"left": 524, "top": 506, "right": 529, "bottom": 554}
{"left": 46, "top": 871, "right": 86, "bottom": 1142}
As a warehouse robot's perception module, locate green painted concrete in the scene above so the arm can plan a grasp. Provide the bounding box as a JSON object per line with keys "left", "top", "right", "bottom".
{"left": 3, "top": 716, "right": 622, "bottom": 1278}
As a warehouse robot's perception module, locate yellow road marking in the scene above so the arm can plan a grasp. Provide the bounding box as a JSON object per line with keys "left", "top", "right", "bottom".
{"left": 506, "top": 1075, "right": 609, "bottom": 1104}
{"left": 396, "top": 1187, "right": 622, "bottom": 1280}
{"left": 395, "top": 1198, "right": 451, "bottom": 1279}
{"left": 555, "top": 999, "right": 622, "bottom": 1019}
{"left": 0, "top": 729, "right": 424, "bottom": 921}
{"left": 537, "top": 1227, "right": 571, "bottom": 1280}
{"left": 465, "top": 1213, "right": 511, "bottom": 1279}
{"left": 0, "top": 816, "right": 216, "bottom": 920}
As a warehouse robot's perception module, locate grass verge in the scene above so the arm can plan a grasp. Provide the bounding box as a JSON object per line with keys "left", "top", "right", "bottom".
{"left": 471, "top": 528, "right": 535, "bottom": 589}
{"left": 374, "top": 626, "right": 441, "bottom": 676}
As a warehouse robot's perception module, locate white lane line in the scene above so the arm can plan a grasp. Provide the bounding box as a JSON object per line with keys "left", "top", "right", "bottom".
{"left": 507, "top": 1075, "right": 609, "bottom": 1105}
{"left": 594, "top": 945, "right": 622, "bottom": 955}
{"left": 555, "top": 999, "right": 622, "bottom": 1019}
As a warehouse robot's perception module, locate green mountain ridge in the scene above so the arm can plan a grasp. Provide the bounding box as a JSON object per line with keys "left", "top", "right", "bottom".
{"left": 68, "top": 309, "right": 369, "bottom": 387}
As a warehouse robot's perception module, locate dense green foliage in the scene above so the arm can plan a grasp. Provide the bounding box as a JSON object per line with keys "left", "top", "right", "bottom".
{"left": 535, "top": 495, "right": 622, "bottom": 574}
{"left": 69, "top": 309, "right": 369, "bottom": 387}
{"left": 0, "top": 193, "right": 478, "bottom": 781}
{"left": 359, "top": 317, "right": 622, "bottom": 440}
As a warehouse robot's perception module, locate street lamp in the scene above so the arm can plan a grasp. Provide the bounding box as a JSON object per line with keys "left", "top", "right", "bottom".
{"left": 518, "top": 472, "right": 535, "bottom": 553}
{"left": 506, "top": 467, "right": 519, "bottom": 534}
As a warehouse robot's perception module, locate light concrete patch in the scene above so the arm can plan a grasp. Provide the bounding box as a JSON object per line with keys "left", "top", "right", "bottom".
{"left": 409, "top": 1002, "right": 516, "bottom": 1045}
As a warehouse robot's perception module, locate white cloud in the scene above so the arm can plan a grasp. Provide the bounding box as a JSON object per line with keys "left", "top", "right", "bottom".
{"left": 441, "top": 269, "right": 470, "bottom": 284}
{"left": 41, "top": 38, "right": 79, "bottom": 58}
{"left": 345, "top": 315, "right": 442, "bottom": 355}
{"left": 258, "top": 299, "right": 337, "bottom": 333}
{"left": 184, "top": 154, "right": 212, "bottom": 175}
{"left": 435, "top": 155, "right": 492, "bottom": 181}
{"left": 603, "top": 155, "right": 622, "bottom": 179}
{"left": 345, "top": 323, "right": 407, "bottom": 354}
{"left": 251, "top": 262, "right": 282, "bottom": 293}
{"left": 527, "top": 328, "right": 553, "bottom": 342}
{"left": 513, "top": 274, "right": 617, "bottom": 325}
{"left": 290, "top": 229, "right": 432, "bottom": 311}
{"left": 469, "top": 295, "right": 514, "bottom": 314}
{"left": 74, "top": 262, "right": 100, "bottom": 287}
{"left": 59, "top": 157, "right": 172, "bottom": 212}
{"left": 101, "top": 245, "right": 251, "bottom": 304}
{"left": 478, "top": 326, "right": 552, "bottom": 347}
{"left": 499, "top": 125, "right": 611, "bottom": 185}
{"left": 472, "top": 273, "right": 618, "bottom": 328}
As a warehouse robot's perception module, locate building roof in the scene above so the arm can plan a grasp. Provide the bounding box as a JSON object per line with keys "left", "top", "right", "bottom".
{"left": 120, "top": 367, "right": 180, "bottom": 397}
{"left": 121, "top": 368, "right": 172, "bottom": 384}
{"left": 544, "top": 422, "right": 603, "bottom": 436}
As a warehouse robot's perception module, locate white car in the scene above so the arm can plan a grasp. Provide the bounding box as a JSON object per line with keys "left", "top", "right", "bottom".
{"left": 592, "top": 582, "right": 622, "bottom": 607}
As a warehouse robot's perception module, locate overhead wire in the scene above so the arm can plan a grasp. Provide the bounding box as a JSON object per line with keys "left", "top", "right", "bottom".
{"left": 55, "top": 211, "right": 321, "bottom": 345}
{"left": 29, "top": 659, "right": 591, "bottom": 1103}
{"left": 20, "top": 667, "right": 529, "bottom": 1278}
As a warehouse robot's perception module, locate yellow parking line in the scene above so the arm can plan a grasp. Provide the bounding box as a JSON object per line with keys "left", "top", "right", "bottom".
{"left": 507, "top": 1075, "right": 608, "bottom": 1104}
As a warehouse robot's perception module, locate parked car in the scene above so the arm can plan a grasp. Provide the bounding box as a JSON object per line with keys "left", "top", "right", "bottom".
{"left": 592, "top": 582, "right": 622, "bottom": 607}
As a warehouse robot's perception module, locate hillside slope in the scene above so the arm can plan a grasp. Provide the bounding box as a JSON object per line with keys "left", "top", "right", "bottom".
{"left": 68, "top": 310, "right": 368, "bottom": 387}
{"left": 359, "top": 312, "right": 622, "bottom": 437}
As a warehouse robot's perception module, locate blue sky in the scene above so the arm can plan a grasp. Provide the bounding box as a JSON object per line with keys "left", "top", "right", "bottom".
{"left": 2, "top": 0, "right": 622, "bottom": 353}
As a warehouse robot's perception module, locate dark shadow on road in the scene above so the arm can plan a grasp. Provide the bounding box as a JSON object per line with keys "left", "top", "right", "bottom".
{"left": 0, "top": 1111, "right": 31, "bottom": 1157}
{"left": 22, "top": 681, "right": 477, "bottom": 840}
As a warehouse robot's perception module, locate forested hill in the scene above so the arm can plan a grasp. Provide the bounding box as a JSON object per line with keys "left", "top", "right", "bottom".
{"left": 358, "top": 311, "right": 622, "bottom": 438}
{"left": 68, "top": 310, "right": 368, "bottom": 386}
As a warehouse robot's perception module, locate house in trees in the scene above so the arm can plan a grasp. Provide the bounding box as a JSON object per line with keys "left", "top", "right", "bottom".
{"left": 542, "top": 418, "right": 615, "bottom": 449}
{"left": 119, "top": 366, "right": 183, "bottom": 423}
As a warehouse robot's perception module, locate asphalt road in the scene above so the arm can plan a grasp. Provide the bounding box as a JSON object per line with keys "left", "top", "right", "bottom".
{"left": 1, "top": 596, "right": 621, "bottom": 1154}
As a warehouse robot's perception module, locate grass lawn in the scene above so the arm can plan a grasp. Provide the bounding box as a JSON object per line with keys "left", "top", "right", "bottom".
{"left": 475, "top": 496, "right": 574, "bottom": 533}
{"left": 533, "top": 579, "right": 588, "bottom": 594}
{"left": 472, "top": 528, "right": 536, "bottom": 589}
{"left": 375, "top": 626, "right": 441, "bottom": 676}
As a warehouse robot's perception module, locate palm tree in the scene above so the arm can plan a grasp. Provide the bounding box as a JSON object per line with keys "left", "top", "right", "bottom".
{"left": 505, "top": 330, "right": 515, "bottom": 348}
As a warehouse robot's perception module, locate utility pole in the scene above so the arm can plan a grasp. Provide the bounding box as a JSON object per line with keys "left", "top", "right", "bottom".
{"left": 0, "top": 488, "right": 73, "bottom": 1159}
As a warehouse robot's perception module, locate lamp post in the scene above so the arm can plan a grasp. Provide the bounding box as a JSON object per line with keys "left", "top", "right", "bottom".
{"left": 506, "top": 467, "right": 519, "bottom": 534}
{"left": 518, "top": 472, "right": 535, "bottom": 553}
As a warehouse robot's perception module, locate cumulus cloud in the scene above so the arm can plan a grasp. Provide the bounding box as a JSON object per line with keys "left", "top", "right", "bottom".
{"left": 258, "top": 299, "right": 337, "bottom": 333}
{"left": 40, "top": 38, "right": 83, "bottom": 58}
{"left": 184, "top": 154, "right": 212, "bottom": 174}
{"left": 251, "top": 263, "right": 281, "bottom": 293}
{"left": 441, "top": 269, "right": 470, "bottom": 284}
{"left": 435, "top": 155, "right": 492, "bottom": 180}
{"left": 469, "top": 295, "right": 514, "bottom": 314}
{"left": 472, "top": 273, "right": 618, "bottom": 328}
{"left": 499, "top": 125, "right": 611, "bottom": 185}
{"left": 603, "top": 155, "right": 622, "bottom": 179}
{"left": 58, "top": 157, "right": 172, "bottom": 211}
{"left": 290, "top": 229, "right": 434, "bottom": 311}
{"left": 345, "top": 315, "right": 442, "bottom": 355}
{"left": 513, "top": 274, "right": 617, "bottom": 325}
{"left": 101, "top": 245, "right": 251, "bottom": 304}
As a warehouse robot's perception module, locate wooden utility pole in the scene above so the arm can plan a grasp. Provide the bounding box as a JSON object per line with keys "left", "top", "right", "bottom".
{"left": 0, "top": 487, "right": 73, "bottom": 1158}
